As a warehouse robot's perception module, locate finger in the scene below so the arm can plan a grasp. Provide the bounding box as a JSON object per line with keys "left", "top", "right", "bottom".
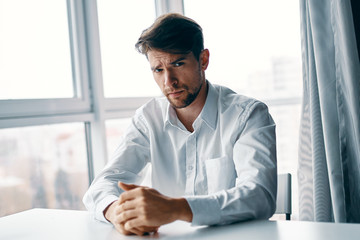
{"left": 118, "top": 191, "right": 135, "bottom": 204}
{"left": 124, "top": 218, "right": 149, "bottom": 231}
{"left": 121, "top": 196, "right": 143, "bottom": 211}
{"left": 115, "top": 200, "right": 134, "bottom": 215}
{"left": 127, "top": 227, "right": 145, "bottom": 236}
{"left": 127, "top": 226, "right": 158, "bottom": 236}
{"left": 118, "top": 209, "right": 138, "bottom": 223}
{"left": 118, "top": 181, "right": 140, "bottom": 191}
{"left": 118, "top": 188, "right": 145, "bottom": 204}
{"left": 114, "top": 222, "right": 133, "bottom": 236}
{"left": 133, "top": 230, "right": 146, "bottom": 236}
{"left": 137, "top": 226, "right": 159, "bottom": 233}
{"left": 114, "top": 204, "right": 124, "bottom": 216}
{"left": 115, "top": 222, "right": 148, "bottom": 236}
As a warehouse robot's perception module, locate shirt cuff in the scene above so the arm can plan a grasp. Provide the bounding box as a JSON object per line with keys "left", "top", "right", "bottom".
{"left": 185, "top": 195, "right": 221, "bottom": 226}
{"left": 94, "top": 195, "right": 119, "bottom": 223}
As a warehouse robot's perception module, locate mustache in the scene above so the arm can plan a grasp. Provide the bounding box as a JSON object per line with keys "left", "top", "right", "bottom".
{"left": 164, "top": 84, "right": 189, "bottom": 95}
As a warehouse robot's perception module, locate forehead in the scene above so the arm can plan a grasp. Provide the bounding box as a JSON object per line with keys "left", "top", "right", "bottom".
{"left": 147, "top": 50, "right": 194, "bottom": 65}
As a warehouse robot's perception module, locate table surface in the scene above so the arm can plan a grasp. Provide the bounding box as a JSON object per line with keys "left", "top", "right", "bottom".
{"left": 0, "top": 209, "right": 359, "bottom": 240}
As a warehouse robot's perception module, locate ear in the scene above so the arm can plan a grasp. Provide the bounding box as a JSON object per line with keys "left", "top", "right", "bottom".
{"left": 200, "top": 49, "right": 210, "bottom": 71}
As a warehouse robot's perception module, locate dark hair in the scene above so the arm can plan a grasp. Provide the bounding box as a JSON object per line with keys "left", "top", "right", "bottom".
{"left": 135, "top": 13, "right": 204, "bottom": 61}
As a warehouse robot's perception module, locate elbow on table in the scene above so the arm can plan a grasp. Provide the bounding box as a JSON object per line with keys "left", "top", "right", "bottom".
{"left": 256, "top": 186, "right": 277, "bottom": 220}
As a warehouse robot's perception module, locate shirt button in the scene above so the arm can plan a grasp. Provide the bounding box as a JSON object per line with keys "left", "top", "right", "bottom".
{"left": 188, "top": 166, "right": 193, "bottom": 171}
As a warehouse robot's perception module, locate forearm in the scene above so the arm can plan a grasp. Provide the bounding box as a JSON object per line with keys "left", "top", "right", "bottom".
{"left": 185, "top": 182, "right": 276, "bottom": 226}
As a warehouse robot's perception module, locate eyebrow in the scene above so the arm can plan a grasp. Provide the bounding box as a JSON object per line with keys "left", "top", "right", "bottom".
{"left": 170, "top": 57, "right": 186, "bottom": 65}
{"left": 151, "top": 56, "right": 187, "bottom": 71}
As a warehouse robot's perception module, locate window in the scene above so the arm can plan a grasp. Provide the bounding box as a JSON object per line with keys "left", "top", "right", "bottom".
{"left": 0, "top": 0, "right": 91, "bottom": 119}
{"left": 184, "top": 0, "right": 302, "bottom": 219}
{"left": 0, "top": 0, "right": 94, "bottom": 217}
{"left": 97, "top": 0, "right": 160, "bottom": 98}
{"left": 105, "top": 118, "right": 132, "bottom": 156}
{"left": 0, "top": 0, "right": 162, "bottom": 217}
{"left": 0, "top": 123, "right": 88, "bottom": 217}
{"left": 0, "top": 0, "right": 73, "bottom": 100}
{"left": 1, "top": 0, "right": 302, "bottom": 219}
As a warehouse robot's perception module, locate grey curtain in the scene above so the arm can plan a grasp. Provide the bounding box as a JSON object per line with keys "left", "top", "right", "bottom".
{"left": 298, "top": 0, "right": 360, "bottom": 222}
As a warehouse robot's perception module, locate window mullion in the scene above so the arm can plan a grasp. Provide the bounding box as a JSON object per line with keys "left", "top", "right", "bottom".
{"left": 155, "top": 0, "right": 184, "bottom": 17}
{"left": 67, "top": 0, "right": 91, "bottom": 104}
{"left": 82, "top": 0, "right": 108, "bottom": 177}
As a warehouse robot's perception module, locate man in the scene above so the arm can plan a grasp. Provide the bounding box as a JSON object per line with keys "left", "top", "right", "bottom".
{"left": 83, "top": 13, "right": 277, "bottom": 236}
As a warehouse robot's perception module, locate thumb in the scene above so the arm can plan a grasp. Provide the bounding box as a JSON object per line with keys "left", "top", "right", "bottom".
{"left": 118, "top": 181, "right": 139, "bottom": 191}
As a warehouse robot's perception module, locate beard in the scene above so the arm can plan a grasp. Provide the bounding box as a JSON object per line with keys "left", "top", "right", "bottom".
{"left": 166, "top": 80, "right": 203, "bottom": 109}
{"left": 163, "top": 65, "right": 205, "bottom": 109}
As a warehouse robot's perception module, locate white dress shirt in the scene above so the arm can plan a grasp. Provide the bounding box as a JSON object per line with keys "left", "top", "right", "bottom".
{"left": 83, "top": 81, "right": 277, "bottom": 226}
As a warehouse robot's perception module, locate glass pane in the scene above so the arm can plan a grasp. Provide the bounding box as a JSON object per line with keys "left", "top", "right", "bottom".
{"left": 0, "top": 0, "right": 73, "bottom": 100}
{"left": 106, "top": 118, "right": 132, "bottom": 155}
{"left": 184, "top": 0, "right": 302, "bottom": 219}
{"left": 0, "top": 123, "right": 88, "bottom": 217}
{"left": 184, "top": 0, "right": 302, "bottom": 100}
{"left": 97, "top": 0, "right": 161, "bottom": 98}
{"left": 269, "top": 103, "right": 301, "bottom": 219}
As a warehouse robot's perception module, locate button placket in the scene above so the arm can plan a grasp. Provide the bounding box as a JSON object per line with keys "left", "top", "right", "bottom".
{"left": 184, "top": 133, "right": 197, "bottom": 195}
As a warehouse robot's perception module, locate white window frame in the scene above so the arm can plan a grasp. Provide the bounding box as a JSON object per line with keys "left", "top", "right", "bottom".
{"left": 0, "top": 0, "right": 91, "bottom": 120}
{"left": 83, "top": 0, "right": 184, "bottom": 176}
{"left": 0, "top": 0, "right": 184, "bottom": 184}
{"left": 0, "top": 0, "right": 300, "bottom": 182}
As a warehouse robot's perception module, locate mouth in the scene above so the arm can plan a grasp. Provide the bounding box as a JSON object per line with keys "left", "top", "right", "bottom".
{"left": 168, "top": 90, "right": 184, "bottom": 98}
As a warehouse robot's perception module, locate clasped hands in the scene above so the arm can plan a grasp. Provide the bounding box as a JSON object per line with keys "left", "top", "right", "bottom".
{"left": 104, "top": 182, "right": 193, "bottom": 236}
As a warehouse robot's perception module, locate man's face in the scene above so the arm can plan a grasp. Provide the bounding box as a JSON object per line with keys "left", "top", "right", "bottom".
{"left": 147, "top": 50, "right": 208, "bottom": 109}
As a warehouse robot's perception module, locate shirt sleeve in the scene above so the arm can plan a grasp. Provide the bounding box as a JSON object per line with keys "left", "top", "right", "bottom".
{"left": 185, "top": 101, "right": 277, "bottom": 226}
{"left": 82, "top": 112, "right": 150, "bottom": 223}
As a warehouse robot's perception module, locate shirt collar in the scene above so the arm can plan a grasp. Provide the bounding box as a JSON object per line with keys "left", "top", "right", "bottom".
{"left": 163, "top": 81, "right": 218, "bottom": 131}
{"left": 164, "top": 102, "right": 180, "bottom": 130}
{"left": 196, "top": 81, "right": 218, "bottom": 131}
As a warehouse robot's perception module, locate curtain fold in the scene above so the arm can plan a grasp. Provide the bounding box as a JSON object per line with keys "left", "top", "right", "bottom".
{"left": 298, "top": 0, "right": 360, "bottom": 222}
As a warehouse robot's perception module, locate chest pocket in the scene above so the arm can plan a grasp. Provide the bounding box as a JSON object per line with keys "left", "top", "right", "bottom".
{"left": 205, "top": 156, "right": 236, "bottom": 194}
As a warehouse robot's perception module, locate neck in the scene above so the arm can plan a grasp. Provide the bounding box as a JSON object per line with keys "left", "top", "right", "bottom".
{"left": 175, "top": 81, "right": 208, "bottom": 132}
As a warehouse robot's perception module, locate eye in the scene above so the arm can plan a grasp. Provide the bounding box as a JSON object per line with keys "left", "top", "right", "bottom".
{"left": 174, "top": 62, "right": 184, "bottom": 67}
{"left": 154, "top": 68, "right": 163, "bottom": 73}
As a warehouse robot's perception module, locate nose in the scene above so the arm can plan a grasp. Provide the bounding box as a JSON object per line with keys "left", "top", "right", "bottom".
{"left": 164, "top": 69, "right": 177, "bottom": 87}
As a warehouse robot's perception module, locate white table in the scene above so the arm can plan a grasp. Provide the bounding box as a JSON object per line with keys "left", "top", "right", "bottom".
{"left": 0, "top": 209, "right": 359, "bottom": 240}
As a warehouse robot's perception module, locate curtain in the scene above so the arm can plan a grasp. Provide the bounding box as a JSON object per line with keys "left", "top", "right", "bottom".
{"left": 298, "top": 0, "right": 360, "bottom": 222}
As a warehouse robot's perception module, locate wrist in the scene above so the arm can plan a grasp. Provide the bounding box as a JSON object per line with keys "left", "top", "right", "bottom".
{"left": 173, "top": 198, "right": 193, "bottom": 222}
{"left": 103, "top": 200, "right": 117, "bottom": 223}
